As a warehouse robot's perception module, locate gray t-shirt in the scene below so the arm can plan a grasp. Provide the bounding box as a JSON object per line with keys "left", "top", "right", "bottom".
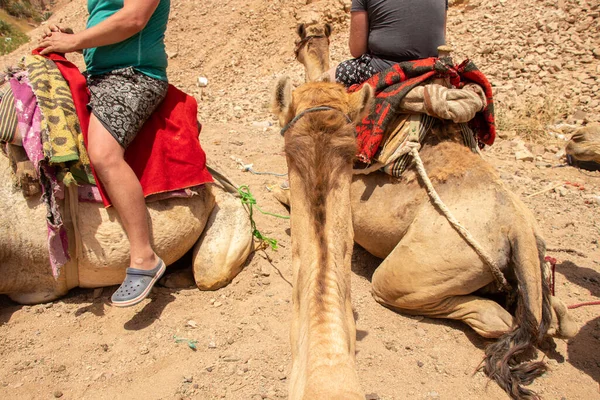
{"left": 351, "top": 0, "right": 447, "bottom": 72}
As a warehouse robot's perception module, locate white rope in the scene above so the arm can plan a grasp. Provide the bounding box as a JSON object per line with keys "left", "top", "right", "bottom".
{"left": 408, "top": 144, "right": 511, "bottom": 292}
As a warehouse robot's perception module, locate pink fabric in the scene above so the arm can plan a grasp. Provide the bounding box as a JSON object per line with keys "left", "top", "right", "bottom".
{"left": 10, "top": 75, "right": 69, "bottom": 278}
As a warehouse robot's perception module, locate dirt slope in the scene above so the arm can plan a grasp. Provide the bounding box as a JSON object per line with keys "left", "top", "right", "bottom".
{"left": 0, "top": 0, "right": 599, "bottom": 399}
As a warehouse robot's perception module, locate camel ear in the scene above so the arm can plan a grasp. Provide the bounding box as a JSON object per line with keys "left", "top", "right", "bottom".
{"left": 348, "top": 83, "right": 373, "bottom": 123}
{"left": 296, "top": 23, "right": 307, "bottom": 39}
{"left": 272, "top": 76, "right": 294, "bottom": 127}
{"left": 324, "top": 23, "right": 332, "bottom": 38}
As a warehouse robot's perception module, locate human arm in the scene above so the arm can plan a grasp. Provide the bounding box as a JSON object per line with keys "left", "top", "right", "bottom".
{"left": 349, "top": 11, "right": 369, "bottom": 58}
{"left": 444, "top": 1, "right": 448, "bottom": 43}
{"left": 38, "top": 0, "right": 160, "bottom": 55}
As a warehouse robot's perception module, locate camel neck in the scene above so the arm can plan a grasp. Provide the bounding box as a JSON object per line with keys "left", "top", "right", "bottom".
{"left": 287, "top": 163, "right": 363, "bottom": 399}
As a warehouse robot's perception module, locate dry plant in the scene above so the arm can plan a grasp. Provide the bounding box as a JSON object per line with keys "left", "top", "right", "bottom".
{"left": 496, "top": 95, "right": 571, "bottom": 143}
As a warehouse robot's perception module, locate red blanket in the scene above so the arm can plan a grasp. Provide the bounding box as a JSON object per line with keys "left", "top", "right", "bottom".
{"left": 34, "top": 50, "right": 213, "bottom": 207}
{"left": 349, "top": 57, "right": 496, "bottom": 163}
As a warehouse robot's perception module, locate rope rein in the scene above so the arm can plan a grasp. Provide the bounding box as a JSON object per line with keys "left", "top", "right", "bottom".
{"left": 408, "top": 143, "right": 511, "bottom": 292}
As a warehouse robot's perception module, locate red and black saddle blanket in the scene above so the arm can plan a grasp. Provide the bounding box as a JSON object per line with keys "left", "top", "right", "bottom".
{"left": 349, "top": 57, "right": 496, "bottom": 164}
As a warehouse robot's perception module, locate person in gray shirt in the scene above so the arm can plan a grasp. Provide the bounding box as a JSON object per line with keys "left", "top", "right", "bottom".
{"left": 333, "top": 0, "right": 448, "bottom": 86}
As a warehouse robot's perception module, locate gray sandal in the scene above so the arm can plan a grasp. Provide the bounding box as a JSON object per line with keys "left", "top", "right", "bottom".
{"left": 111, "top": 258, "right": 166, "bottom": 307}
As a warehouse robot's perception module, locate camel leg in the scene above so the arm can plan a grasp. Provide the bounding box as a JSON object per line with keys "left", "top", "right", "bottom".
{"left": 192, "top": 185, "right": 253, "bottom": 290}
{"left": 375, "top": 290, "right": 513, "bottom": 338}
{"left": 370, "top": 218, "right": 513, "bottom": 338}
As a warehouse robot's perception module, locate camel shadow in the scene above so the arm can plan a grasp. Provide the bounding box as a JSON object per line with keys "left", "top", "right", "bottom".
{"left": 0, "top": 295, "right": 20, "bottom": 326}
{"left": 567, "top": 316, "right": 600, "bottom": 383}
{"left": 555, "top": 260, "right": 600, "bottom": 298}
{"left": 350, "top": 244, "right": 381, "bottom": 281}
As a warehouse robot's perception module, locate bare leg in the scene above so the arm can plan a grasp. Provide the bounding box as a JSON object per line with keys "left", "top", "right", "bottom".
{"left": 87, "top": 114, "right": 157, "bottom": 271}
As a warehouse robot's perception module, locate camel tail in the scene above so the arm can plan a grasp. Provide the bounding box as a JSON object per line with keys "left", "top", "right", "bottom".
{"left": 483, "top": 231, "right": 553, "bottom": 400}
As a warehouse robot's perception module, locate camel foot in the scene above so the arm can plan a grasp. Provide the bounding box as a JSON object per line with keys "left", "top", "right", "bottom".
{"left": 548, "top": 297, "right": 578, "bottom": 338}
{"left": 271, "top": 186, "right": 290, "bottom": 207}
{"left": 193, "top": 187, "right": 253, "bottom": 290}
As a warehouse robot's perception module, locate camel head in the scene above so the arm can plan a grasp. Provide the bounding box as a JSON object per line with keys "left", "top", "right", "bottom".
{"left": 295, "top": 23, "right": 332, "bottom": 82}
{"left": 272, "top": 76, "right": 373, "bottom": 132}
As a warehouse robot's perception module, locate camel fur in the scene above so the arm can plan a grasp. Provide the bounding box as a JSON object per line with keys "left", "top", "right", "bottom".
{"left": 272, "top": 75, "right": 577, "bottom": 400}
{"left": 0, "top": 149, "right": 253, "bottom": 305}
{"left": 275, "top": 77, "right": 373, "bottom": 400}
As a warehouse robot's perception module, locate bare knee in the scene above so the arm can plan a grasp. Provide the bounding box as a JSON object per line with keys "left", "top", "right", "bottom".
{"left": 88, "top": 146, "right": 124, "bottom": 177}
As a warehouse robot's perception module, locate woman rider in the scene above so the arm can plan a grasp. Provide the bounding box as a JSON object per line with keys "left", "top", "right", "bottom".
{"left": 39, "top": 0, "right": 170, "bottom": 307}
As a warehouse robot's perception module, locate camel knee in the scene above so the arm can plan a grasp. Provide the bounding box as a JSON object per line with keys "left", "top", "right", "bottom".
{"left": 371, "top": 278, "right": 428, "bottom": 312}
{"left": 371, "top": 270, "right": 407, "bottom": 309}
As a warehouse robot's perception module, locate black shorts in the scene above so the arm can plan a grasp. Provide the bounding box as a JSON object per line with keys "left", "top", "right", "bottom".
{"left": 87, "top": 67, "right": 168, "bottom": 148}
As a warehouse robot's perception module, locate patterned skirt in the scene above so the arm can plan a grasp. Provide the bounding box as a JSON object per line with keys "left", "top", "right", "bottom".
{"left": 335, "top": 54, "right": 377, "bottom": 88}
{"left": 87, "top": 67, "right": 168, "bottom": 148}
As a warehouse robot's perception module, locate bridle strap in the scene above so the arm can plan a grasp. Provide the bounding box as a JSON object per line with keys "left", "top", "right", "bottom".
{"left": 280, "top": 106, "right": 352, "bottom": 136}
{"left": 294, "top": 35, "right": 329, "bottom": 58}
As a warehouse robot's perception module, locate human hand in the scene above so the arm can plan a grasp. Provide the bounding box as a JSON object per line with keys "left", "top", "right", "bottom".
{"left": 40, "top": 24, "right": 73, "bottom": 39}
{"left": 38, "top": 31, "right": 80, "bottom": 55}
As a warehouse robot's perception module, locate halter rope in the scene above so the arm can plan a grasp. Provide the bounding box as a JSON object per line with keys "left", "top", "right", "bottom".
{"left": 280, "top": 106, "right": 352, "bottom": 136}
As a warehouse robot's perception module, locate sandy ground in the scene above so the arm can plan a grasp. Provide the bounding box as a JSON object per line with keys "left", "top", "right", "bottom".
{"left": 1, "top": 122, "right": 599, "bottom": 400}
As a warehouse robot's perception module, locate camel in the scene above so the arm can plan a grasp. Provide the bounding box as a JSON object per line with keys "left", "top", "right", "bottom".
{"left": 294, "top": 23, "right": 332, "bottom": 82}
{"left": 0, "top": 144, "right": 253, "bottom": 305}
{"left": 272, "top": 74, "right": 578, "bottom": 399}
{"left": 275, "top": 78, "right": 373, "bottom": 399}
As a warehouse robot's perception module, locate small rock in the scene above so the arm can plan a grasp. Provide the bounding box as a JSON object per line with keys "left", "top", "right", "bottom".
{"left": 365, "top": 393, "right": 380, "bottom": 400}
{"left": 51, "top": 365, "right": 66, "bottom": 373}
{"left": 515, "top": 149, "right": 535, "bottom": 162}
{"left": 554, "top": 186, "right": 568, "bottom": 197}
{"left": 208, "top": 341, "right": 217, "bottom": 349}
{"left": 140, "top": 346, "right": 149, "bottom": 355}
{"left": 187, "top": 320, "right": 198, "bottom": 329}
{"left": 197, "top": 76, "right": 208, "bottom": 87}
{"left": 252, "top": 121, "right": 272, "bottom": 128}
{"left": 213, "top": 301, "right": 223, "bottom": 308}
{"left": 53, "top": 390, "right": 63, "bottom": 398}
{"left": 183, "top": 375, "right": 193, "bottom": 383}
{"left": 417, "top": 360, "right": 424, "bottom": 368}
{"left": 497, "top": 130, "right": 516, "bottom": 139}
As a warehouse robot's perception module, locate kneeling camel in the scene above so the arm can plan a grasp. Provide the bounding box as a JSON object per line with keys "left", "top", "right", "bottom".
{"left": 0, "top": 145, "right": 253, "bottom": 305}
{"left": 273, "top": 77, "right": 576, "bottom": 400}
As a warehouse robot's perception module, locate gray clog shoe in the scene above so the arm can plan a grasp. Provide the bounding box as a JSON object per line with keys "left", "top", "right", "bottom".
{"left": 111, "top": 258, "right": 166, "bottom": 307}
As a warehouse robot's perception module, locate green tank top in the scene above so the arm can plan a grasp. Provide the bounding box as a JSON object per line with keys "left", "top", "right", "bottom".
{"left": 83, "top": 0, "right": 170, "bottom": 81}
